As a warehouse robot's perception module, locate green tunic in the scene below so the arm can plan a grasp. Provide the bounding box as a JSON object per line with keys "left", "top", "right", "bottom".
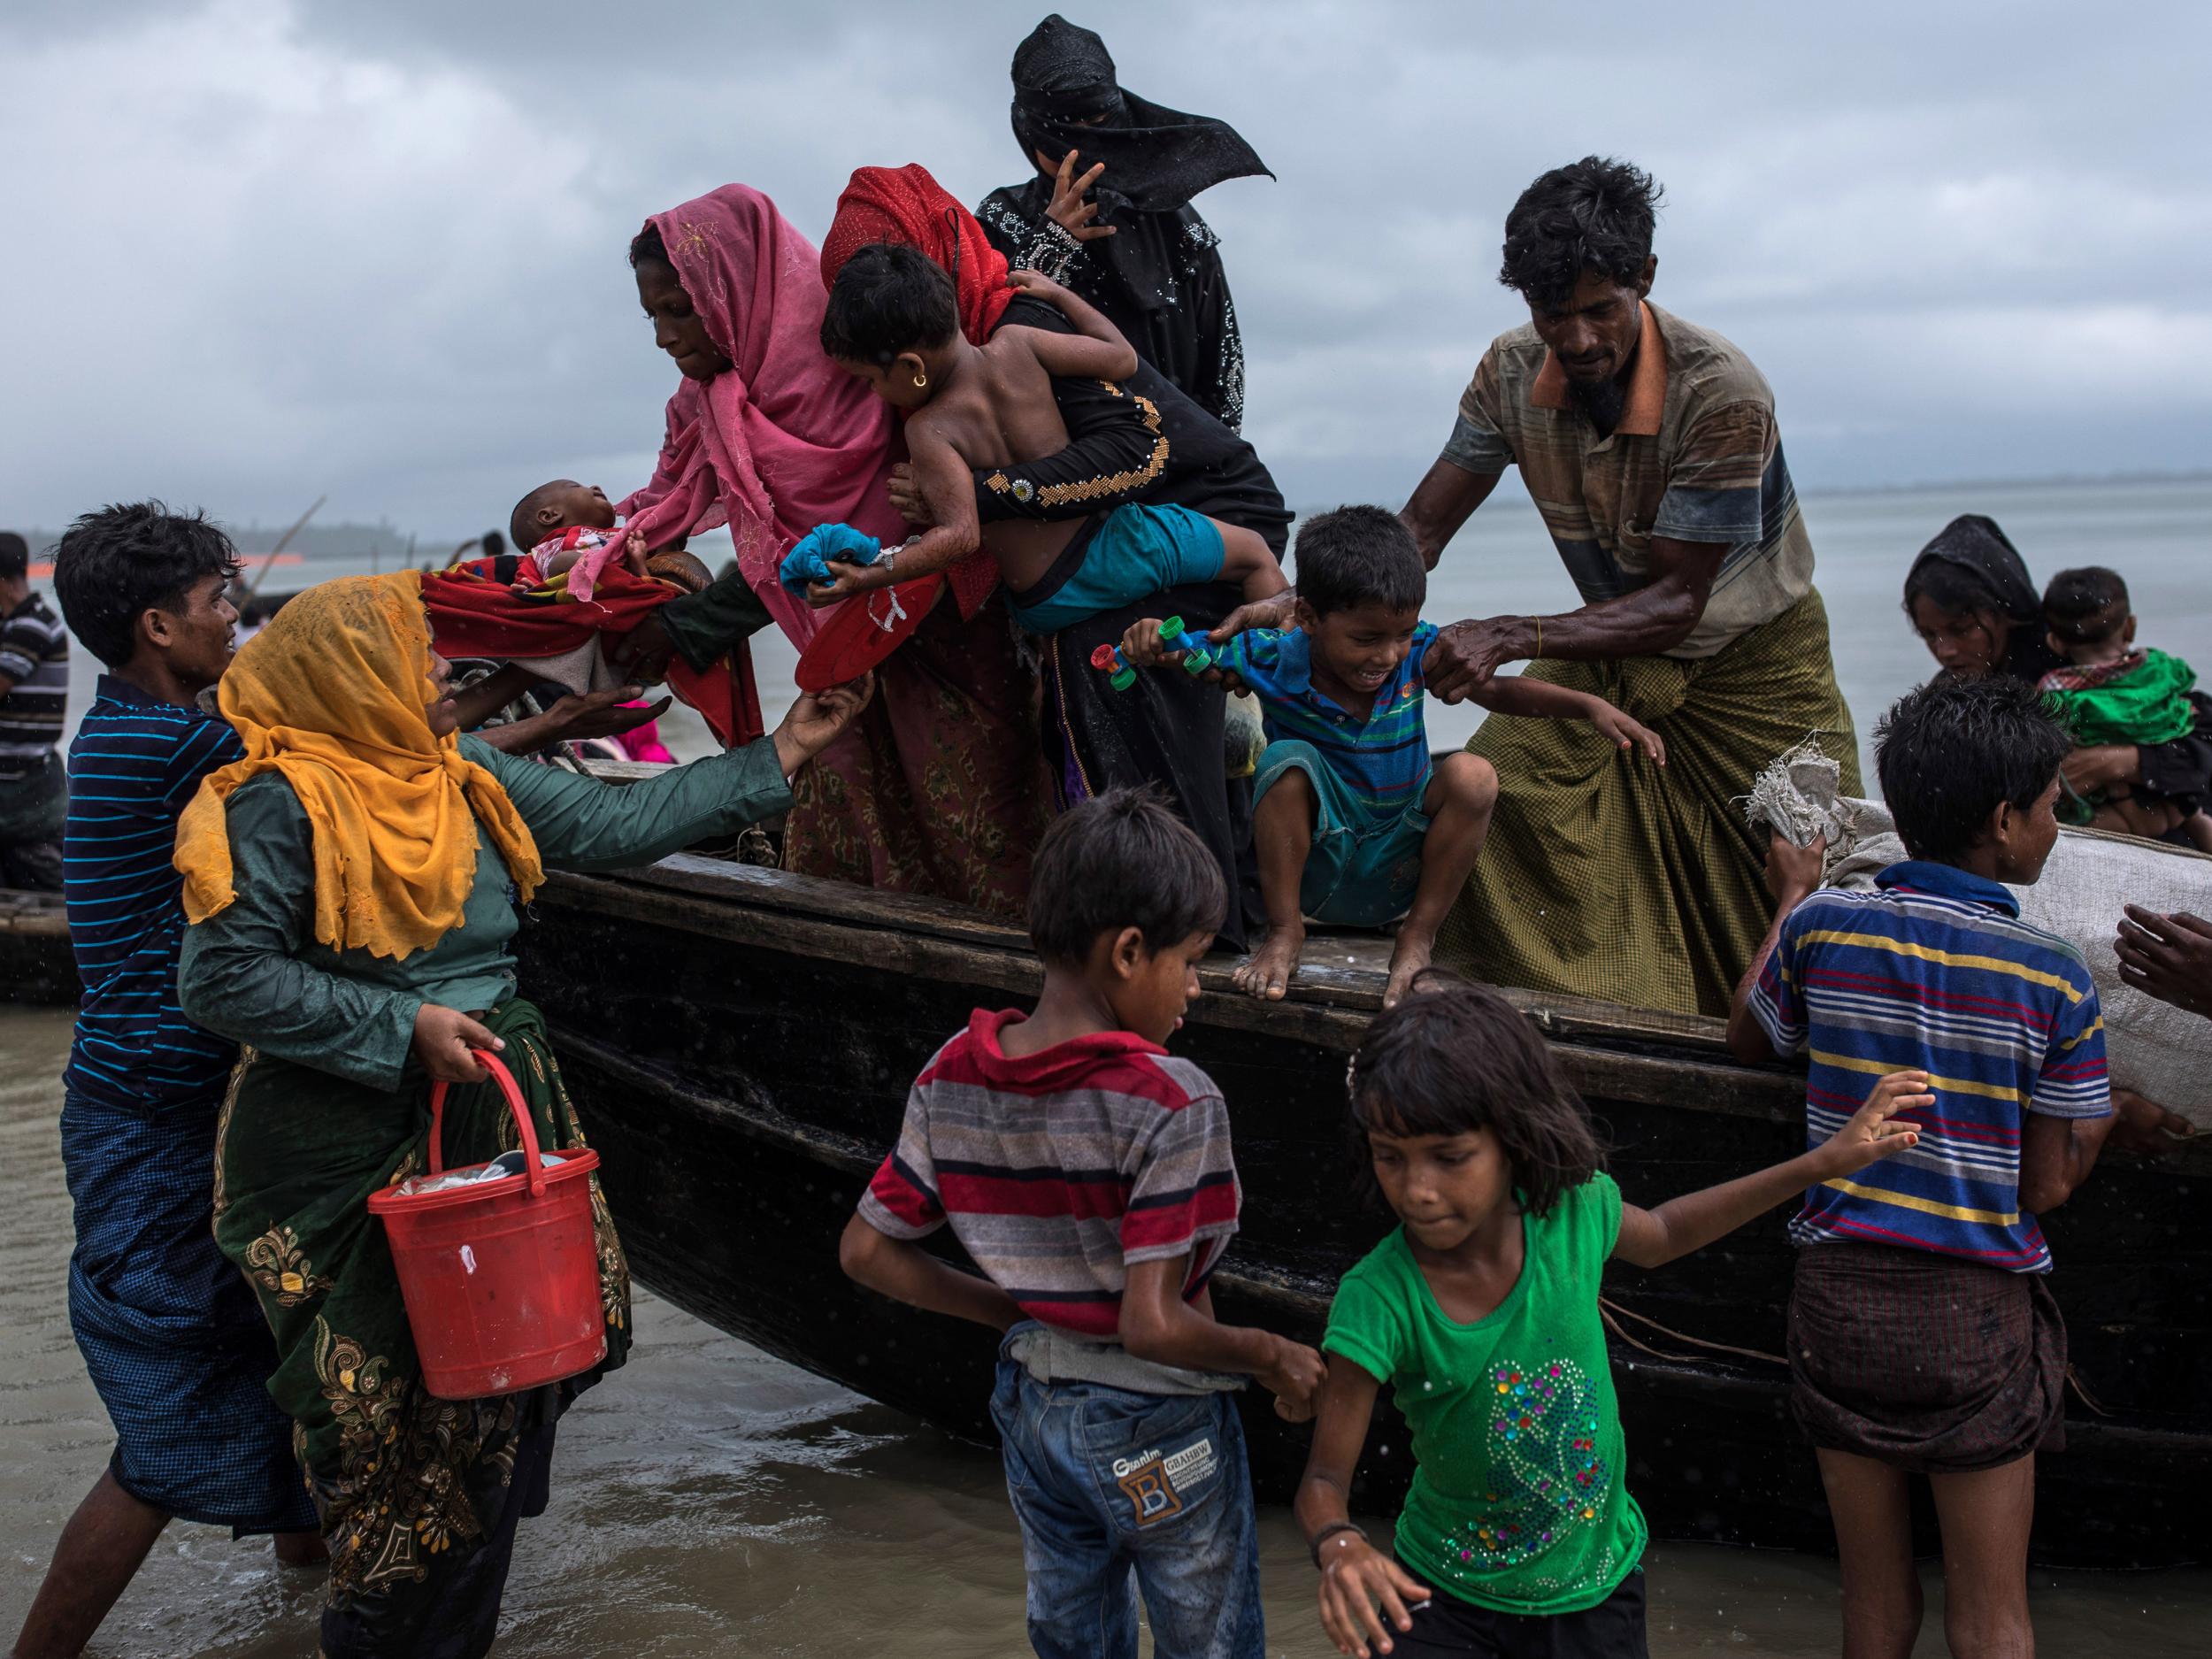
{"left": 182, "top": 737, "right": 790, "bottom": 1618}
{"left": 180, "top": 735, "right": 789, "bottom": 1088}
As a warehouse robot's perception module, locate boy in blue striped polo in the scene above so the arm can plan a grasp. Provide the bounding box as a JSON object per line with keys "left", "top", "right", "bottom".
{"left": 1725, "top": 674, "right": 2162, "bottom": 1659}
{"left": 1125, "top": 506, "right": 1663, "bottom": 1007}
{"left": 15, "top": 504, "right": 319, "bottom": 1659}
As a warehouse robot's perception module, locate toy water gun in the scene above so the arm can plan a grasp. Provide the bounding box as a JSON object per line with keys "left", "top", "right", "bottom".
{"left": 1158, "top": 616, "right": 1214, "bottom": 674}
{"left": 1088, "top": 642, "right": 1137, "bottom": 691}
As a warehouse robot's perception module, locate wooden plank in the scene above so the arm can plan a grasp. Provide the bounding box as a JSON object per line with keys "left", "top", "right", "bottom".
{"left": 579, "top": 856, "right": 1742, "bottom": 1056}
{"left": 0, "top": 890, "right": 69, "bottom": 938}
{"left": 538, "top": 873, "right": 1803, "bottom": 1119}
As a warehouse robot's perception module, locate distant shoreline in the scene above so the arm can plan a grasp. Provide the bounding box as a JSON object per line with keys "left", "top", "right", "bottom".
{"left": 16, "top": 467, "right": 2209, "bottom": 557}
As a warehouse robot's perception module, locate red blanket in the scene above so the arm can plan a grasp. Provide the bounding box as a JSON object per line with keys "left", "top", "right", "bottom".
{"left": 422, "top": 564, "right": 762, "bottom": 747}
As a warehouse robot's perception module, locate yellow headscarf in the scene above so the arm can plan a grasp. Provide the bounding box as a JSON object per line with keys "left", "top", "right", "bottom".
{"left": 175, "top": 572, "right": 544, "bottom": 961}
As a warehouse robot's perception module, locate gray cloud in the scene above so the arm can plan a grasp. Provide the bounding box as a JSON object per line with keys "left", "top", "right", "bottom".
{"left": 5, "top": 0, "right": 2208, "bottom": 537}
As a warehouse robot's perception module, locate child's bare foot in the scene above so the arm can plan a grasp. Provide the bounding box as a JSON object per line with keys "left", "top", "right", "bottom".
{"left": 1234, "top": 923, "right": 1305, "bottom": 1001}
{"left": 1384, "top": 928, "right": 1436, "bottom": 1009}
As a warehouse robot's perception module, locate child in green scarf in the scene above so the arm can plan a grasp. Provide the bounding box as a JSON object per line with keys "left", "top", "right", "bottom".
{"left": 2038, "top": 565, "right": 2212, "bottom": 849}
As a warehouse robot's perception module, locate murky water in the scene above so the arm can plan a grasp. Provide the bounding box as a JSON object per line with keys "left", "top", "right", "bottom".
{"left": 5, "top": 1003, "right": 2208, "bottom": 1655}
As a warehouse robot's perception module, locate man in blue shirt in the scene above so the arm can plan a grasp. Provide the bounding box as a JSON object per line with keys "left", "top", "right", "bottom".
{"left": 14, "top": 504, "right": 320, "bottom": 1659}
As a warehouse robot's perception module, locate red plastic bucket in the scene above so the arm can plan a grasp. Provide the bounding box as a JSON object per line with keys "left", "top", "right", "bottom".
{"left": 367, "top": 1052, "right": 606, "bottom": 1400}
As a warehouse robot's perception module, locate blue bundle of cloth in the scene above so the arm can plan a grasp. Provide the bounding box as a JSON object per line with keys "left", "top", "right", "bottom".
{"left": 780, "top": 523, "right": 884, "bottom": 596}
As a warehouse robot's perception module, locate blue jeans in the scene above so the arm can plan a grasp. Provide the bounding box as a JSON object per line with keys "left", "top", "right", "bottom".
{"left": 989, "top": 1342, "right": 1263, "bottom": 1659}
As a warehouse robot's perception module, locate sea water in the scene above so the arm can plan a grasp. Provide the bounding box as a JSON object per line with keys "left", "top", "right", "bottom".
{"left": 4, "top": 1010, "right": 2208, "bottom": 1656}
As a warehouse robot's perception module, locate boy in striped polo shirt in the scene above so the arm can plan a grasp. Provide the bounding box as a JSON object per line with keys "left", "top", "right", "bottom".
{"left": 1127, "top": 505, "right": 1663, "bottom": 1007}
{"left": 1727, "top": 674, "right": 2161, "bottom": 1659}
{"left": 16, "top": 504, "right": 319, "bottom": 1659}
{"left": 841, "top": 790, "right": 1326, "bottom": 1659}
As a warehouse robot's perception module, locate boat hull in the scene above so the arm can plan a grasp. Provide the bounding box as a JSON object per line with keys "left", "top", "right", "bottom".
{"left": 1, "top": 889, "right": 76, "bottom": 1005}
{"left": 518, "top": 858, "right": 2211, "bottom": 1569}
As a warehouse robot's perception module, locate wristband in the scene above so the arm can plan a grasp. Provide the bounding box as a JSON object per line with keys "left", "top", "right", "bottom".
{"left": 1310, "top": 1521, "right": 1367, "bottom": 1570}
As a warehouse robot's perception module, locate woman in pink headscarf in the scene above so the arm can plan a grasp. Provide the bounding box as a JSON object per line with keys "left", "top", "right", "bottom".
{"left": 614, "top": 184, "right": 1051, "bottom": 917}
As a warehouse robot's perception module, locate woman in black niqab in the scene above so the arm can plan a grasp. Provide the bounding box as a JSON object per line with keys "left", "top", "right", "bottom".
{"left": 977, "top": 13, "right": 1271, "bottom": 432}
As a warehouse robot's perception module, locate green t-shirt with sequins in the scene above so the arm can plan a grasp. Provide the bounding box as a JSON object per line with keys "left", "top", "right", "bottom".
{"left": 1323, "top": 1173, "right": 1647, "bottom": 1616}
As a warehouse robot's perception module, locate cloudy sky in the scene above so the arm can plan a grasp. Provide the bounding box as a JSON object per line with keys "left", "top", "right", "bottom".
{"left": 7, "top": 0, "right": 2208, "bottom": 539}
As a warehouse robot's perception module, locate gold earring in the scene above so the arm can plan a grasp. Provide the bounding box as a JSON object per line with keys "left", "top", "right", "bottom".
{"left": 913, "top": 368, "right": 928, "bottom": 389}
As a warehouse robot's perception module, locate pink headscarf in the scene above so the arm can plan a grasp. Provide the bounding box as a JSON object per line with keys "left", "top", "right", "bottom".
{"left": 603, "top": 184, "right": 905, "bottom": 648}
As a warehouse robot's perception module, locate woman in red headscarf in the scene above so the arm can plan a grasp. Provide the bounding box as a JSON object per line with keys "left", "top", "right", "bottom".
{"left": 810, "top": 164, "right": 1294, "bottom": 952}
{"left": 614, "top": 182, "right": 1051, "bottom": 917}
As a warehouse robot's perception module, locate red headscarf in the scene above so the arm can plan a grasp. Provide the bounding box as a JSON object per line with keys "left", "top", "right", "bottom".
{"left": 819, "top": 165, "right": 1015, "bottom": 619}
{"left": 821, "top": 164, "right": 1015, "bottom": 346}
{"left": 606, "top": 184, "right": 903, "bottom": 648}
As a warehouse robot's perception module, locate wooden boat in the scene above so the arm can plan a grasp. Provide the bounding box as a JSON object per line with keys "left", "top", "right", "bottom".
{"left": 1, "top": 887, "right": 76, "bottom": 1004}
{"left": 516, "top": 851, "right": 2212, "bottom": 1570}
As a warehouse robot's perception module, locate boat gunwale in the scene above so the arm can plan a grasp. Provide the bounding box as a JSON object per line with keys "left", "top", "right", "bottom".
{"left": 534, "top": 858, "right": 2212, "bottom": 1176}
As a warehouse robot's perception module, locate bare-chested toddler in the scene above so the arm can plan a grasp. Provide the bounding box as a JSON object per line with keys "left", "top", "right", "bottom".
{"left": 806, "top": 242, "right": 1285, "bottom": 632}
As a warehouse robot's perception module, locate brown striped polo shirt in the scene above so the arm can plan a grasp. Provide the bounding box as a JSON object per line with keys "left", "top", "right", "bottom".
{"left": 1440, "top": 301, "right": 1815, "bottom": 659}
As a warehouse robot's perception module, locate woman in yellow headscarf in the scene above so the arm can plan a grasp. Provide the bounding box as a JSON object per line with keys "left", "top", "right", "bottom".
{"left": 175, "top": 572, "right": 867, "bottom": 1659}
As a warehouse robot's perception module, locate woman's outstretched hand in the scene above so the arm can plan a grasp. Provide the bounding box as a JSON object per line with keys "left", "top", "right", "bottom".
{"left": 412, "top": 1004, "right": 503, "bottom": 1083}
{"left": 1043, "top": 150, "right": 1115, "bottom": 242}
{"left": 772, "top": 673, "right": 876, "bottom": 774}
{"left": 1316, "top": 1533, "right": 1432, "bottom": 1658}
{"left": 1810, "top": 1071, "right": 1929, "bottom": 1179}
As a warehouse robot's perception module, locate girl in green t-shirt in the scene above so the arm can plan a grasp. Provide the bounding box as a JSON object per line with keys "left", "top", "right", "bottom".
{"left": 1294, "top": 974, "right": 1929, "bottom": 1658}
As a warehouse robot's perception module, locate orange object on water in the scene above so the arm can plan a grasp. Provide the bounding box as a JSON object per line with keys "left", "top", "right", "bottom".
{"left": 366, "top": 1053, "right": 605, "bottom": 1400}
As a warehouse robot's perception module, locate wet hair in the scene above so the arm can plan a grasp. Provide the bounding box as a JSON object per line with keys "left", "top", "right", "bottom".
{"left": 1292, "top": 505, "right": 1426, "bottom": 618}
{"left": 509, "top": 487, "right": 574, "bottom": 554}
{"left": 0, "top": 532, "right": 27, "bottom": 580}
{"left": 2043, "top": 565, "right": 2129, "bottom": 648}
{"left": 820, "top": 242, "right": 960, "bottom": 366}
{"left": 1498, "top": 157, "right": 1663, "bottom": 309}
{"left": 1026, "top": 787, "right": 1226, "bottom": 966}
{"left": 1348, "top": 972, "right": 1604, "bottom": 1219}
{"left": 628, "top": 222, "right": 668, "bottom": 269}
{"left": 51, "top": 502, "right": 241, "bottom": 668}
{"left": 1874, "top": 674, "right": 2072, "bottom": 862}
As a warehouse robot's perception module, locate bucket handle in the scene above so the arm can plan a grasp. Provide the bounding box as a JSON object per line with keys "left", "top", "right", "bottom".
{"left": 427, "top": 1050, "right": 547, "bottom": 1198}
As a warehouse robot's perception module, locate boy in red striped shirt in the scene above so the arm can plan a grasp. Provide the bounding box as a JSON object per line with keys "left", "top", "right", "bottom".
{"left": 841, "top": 789, "right": 1325, "bottom": 1659}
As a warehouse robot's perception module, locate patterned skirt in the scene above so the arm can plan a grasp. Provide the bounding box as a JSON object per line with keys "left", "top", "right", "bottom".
{"left": 213, "top": 1000, "right": 630, "bottom": 1655}
{"left": 1438, "top": 588, "right": 1860, "bottom": 1018}
{"left": 1787, "top": 1241, "right": 2066, "bottom": 1473}
{"left": 782, "top": 590, "right": 1053, "bottom": 920}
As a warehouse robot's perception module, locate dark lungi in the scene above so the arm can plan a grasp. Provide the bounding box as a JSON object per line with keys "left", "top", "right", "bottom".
{"left": 1787, "top": 1240, "right": 2066, "bottom": 1473}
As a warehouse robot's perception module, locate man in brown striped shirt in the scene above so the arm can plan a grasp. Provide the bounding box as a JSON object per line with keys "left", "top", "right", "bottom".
{"left": 1403, "top": 157, "right": 1859, "bottom": 1018}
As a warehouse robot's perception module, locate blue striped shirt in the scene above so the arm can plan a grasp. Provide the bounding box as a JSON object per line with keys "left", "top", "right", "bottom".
{"left": 1749, "top": 859, "right": 2109, "bottom": 1274}
{"left": 64, "top": 677, "right": 245, "bottom": 1111}
{"left": 1213, "top": 622, "right": 1436, "bottom": 821}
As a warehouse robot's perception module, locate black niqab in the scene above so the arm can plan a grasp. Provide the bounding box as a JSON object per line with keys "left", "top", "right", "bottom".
{"left": 1009, "top": 14, "right": 1271, "bottom": 218}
